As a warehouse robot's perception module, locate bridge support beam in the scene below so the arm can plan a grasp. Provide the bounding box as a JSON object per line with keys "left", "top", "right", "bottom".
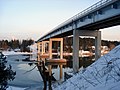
{"left": 73, "top": 30, "right": 101, "bottom": 73}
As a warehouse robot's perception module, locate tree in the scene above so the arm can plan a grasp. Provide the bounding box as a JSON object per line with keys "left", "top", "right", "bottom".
{"left": 20, "top": 39, "right": 34, "bottom": 52}
{"left": 0, "top": 54, "right": 16, "bottom": 90}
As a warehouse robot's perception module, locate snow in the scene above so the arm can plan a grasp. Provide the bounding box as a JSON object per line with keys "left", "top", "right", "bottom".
{"left": 53, "top": 45, "right": 120, "bottom": 90}
{"left": 28, "top": 43, "right": 37, "bottom": 53}
{"left": 2, "top": 51, "right": 32, "bottom": 56}
{"left": 7, "top": 86, "right": 25, "bottom": 90}
{"left": 2, "top": 43, "right": 37, "bottom": 56}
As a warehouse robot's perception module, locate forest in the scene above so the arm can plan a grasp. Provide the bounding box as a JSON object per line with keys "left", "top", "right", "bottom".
{"left": 0, "top": 39, "right": 34, "bottom": 52}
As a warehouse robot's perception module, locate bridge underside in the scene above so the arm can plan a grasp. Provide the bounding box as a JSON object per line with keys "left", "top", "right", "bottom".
{"left": 47, "top": 14, "right": 120, "bottom": 39}
{"left": 80, "top": 15, "right": 120, "bottom": 30}
{"left": 37, "top": 0, "right": 120, "bottom": 73}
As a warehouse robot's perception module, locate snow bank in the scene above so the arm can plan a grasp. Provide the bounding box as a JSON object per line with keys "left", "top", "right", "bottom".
{"left": 53, "top": 45, "right": 120, "bottom": 90}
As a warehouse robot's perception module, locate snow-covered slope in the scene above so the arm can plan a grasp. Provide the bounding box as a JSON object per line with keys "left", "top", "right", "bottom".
{"left": 53, "top": 45, "right": 120, "bottom": 90}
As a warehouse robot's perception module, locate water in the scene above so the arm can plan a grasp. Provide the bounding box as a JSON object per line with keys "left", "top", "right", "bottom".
{"left": 0, "top": 53, "right": 95, "bottom": 90}
{"left": 64, "top": 55, "right": 95, "bottom": 68}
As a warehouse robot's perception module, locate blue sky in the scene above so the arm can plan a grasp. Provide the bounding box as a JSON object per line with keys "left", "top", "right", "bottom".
{"left": 0, "top": 0, "right": 120, "bottom": 41}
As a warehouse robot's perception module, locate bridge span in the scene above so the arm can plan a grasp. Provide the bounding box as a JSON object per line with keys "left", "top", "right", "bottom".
{"left": 37, "top": 0, "right": 120, "bottom": 73}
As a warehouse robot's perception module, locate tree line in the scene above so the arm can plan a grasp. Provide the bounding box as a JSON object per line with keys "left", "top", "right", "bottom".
{"left": 0, "top": 39, "right": 34, "bottom": 52}
{"left": 63, "top": 37, "right": 120, "bottom": 52}
{"left": 0, "top": 38, "right": 120, "bottom": 52}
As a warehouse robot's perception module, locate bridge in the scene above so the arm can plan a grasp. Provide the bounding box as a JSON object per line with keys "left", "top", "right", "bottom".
{"left": 37, "top": 0, "right": 120, "bottom": 73}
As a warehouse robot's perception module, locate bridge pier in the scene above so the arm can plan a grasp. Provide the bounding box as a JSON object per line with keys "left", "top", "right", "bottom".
{"left": 37, "top": 42, "right": 41, "bottom": 61}
{"left": 42, "top": 41, "right": 45, "bottom": 55}
{"left": 37, "top": 42, "right": 43, "bottom": 56}
{"left": 49, "top": 38, "right": 63, "bottom": 59}
{"left": 95, "top": 31, "right": 101, "bottom": 60}
{"left": 73, "top": 29, "right": 79, "bottom": 73}
{"left": 49, "top": 38, "right": 64, "bottom": 80}
{"left": 73, "top": 30, "right": 101, "bottom": 73}
{"left": 37, "top": 38, "right": 64, "bottom": 80}
{"left": 42, "top": 41, "right": 49, "bottom": 55}
{"left": 37, "top": 42, "right": 41, "bottom": 54}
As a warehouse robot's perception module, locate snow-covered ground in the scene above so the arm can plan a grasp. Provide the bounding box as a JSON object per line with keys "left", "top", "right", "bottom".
{"left": 2, "top": 43, "right": 37, "bottom": 56}
{"left": 53, "top": 45, "right": 120, "bottom": 90}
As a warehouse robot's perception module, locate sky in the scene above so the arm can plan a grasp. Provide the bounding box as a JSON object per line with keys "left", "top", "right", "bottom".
{"left": 0, "top": 0, "right": 120, "bottom": 41}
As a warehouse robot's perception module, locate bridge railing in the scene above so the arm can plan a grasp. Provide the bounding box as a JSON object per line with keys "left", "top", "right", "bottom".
{"left": 52, "top": 0, "right": 113, "bottom": 30}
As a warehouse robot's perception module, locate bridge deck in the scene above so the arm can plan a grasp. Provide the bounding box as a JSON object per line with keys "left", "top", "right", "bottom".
{"left": 37, "top": 0, "right": 120, "bottom": 42}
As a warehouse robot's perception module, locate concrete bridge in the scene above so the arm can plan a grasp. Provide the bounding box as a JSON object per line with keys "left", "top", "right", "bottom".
{"left": 37, "top": 0, "right": 120, "bottom": 73}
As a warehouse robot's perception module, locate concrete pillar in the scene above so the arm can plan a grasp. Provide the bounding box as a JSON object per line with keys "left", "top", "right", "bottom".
{"left": 48, "top": 65, "right": 52, "bottom": 76}
{"left": 59, "top": 64, "right": 63, "bottom": 80}
{"left": 37, "top": 54, "right": 40, "bottom": 61}
{"left": 59, "top": 38, "right": 63, "bottom": 80}
{"left": 95, "top": 31, "right": 101, "bottom": 60}
{"left": 42, "top": 41, "right": 44, "bottom": 55}
{"left": 49, "top": 39, "right": 52, "bottom": 59}
{"left": 40, "top": 42, "right": 42, "bottom": 55}
{"left": 43, "top": 42, "right": 45, "bottom": 54}
{"left": 60, "top": 38, "right": 63, "bottom": 59}
{"left": 37, "top": 42, "right": 40, "bottom": 54}
{"left": 48, "top": 65, "right": 52, "bottom": 90}
{"left": 73, "top": 29, "right": 79, "bottom": 73}
{"left": 45, "top": 42, "right": 49, "bottom": 54}
{"left": 43, "top": 41, "right": 46, "bottom": 54}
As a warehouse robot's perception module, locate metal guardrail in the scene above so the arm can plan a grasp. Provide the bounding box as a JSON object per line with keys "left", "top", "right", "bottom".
{"left": 40, "top": 0, "right": 114, "bottom": 41}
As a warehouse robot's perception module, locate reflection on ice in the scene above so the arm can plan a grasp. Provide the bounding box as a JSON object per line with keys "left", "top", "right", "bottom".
{"left": 9, "top": 64, "right": 43, "bottom": 87}
{"left": 6, "top": 54, "right": 43, "bottom": 89}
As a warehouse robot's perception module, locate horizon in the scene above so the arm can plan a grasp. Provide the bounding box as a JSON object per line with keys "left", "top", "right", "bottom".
{"left": 0, "top": 0, "right": 120, "bottom": 41}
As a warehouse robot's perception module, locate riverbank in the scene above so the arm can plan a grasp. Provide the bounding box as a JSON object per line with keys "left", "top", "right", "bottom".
{"left": 2, "top": 51, "right": 33, "bottom": 56}
{"left": 53, "top": 45, "right": 120, "bottom": 90}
